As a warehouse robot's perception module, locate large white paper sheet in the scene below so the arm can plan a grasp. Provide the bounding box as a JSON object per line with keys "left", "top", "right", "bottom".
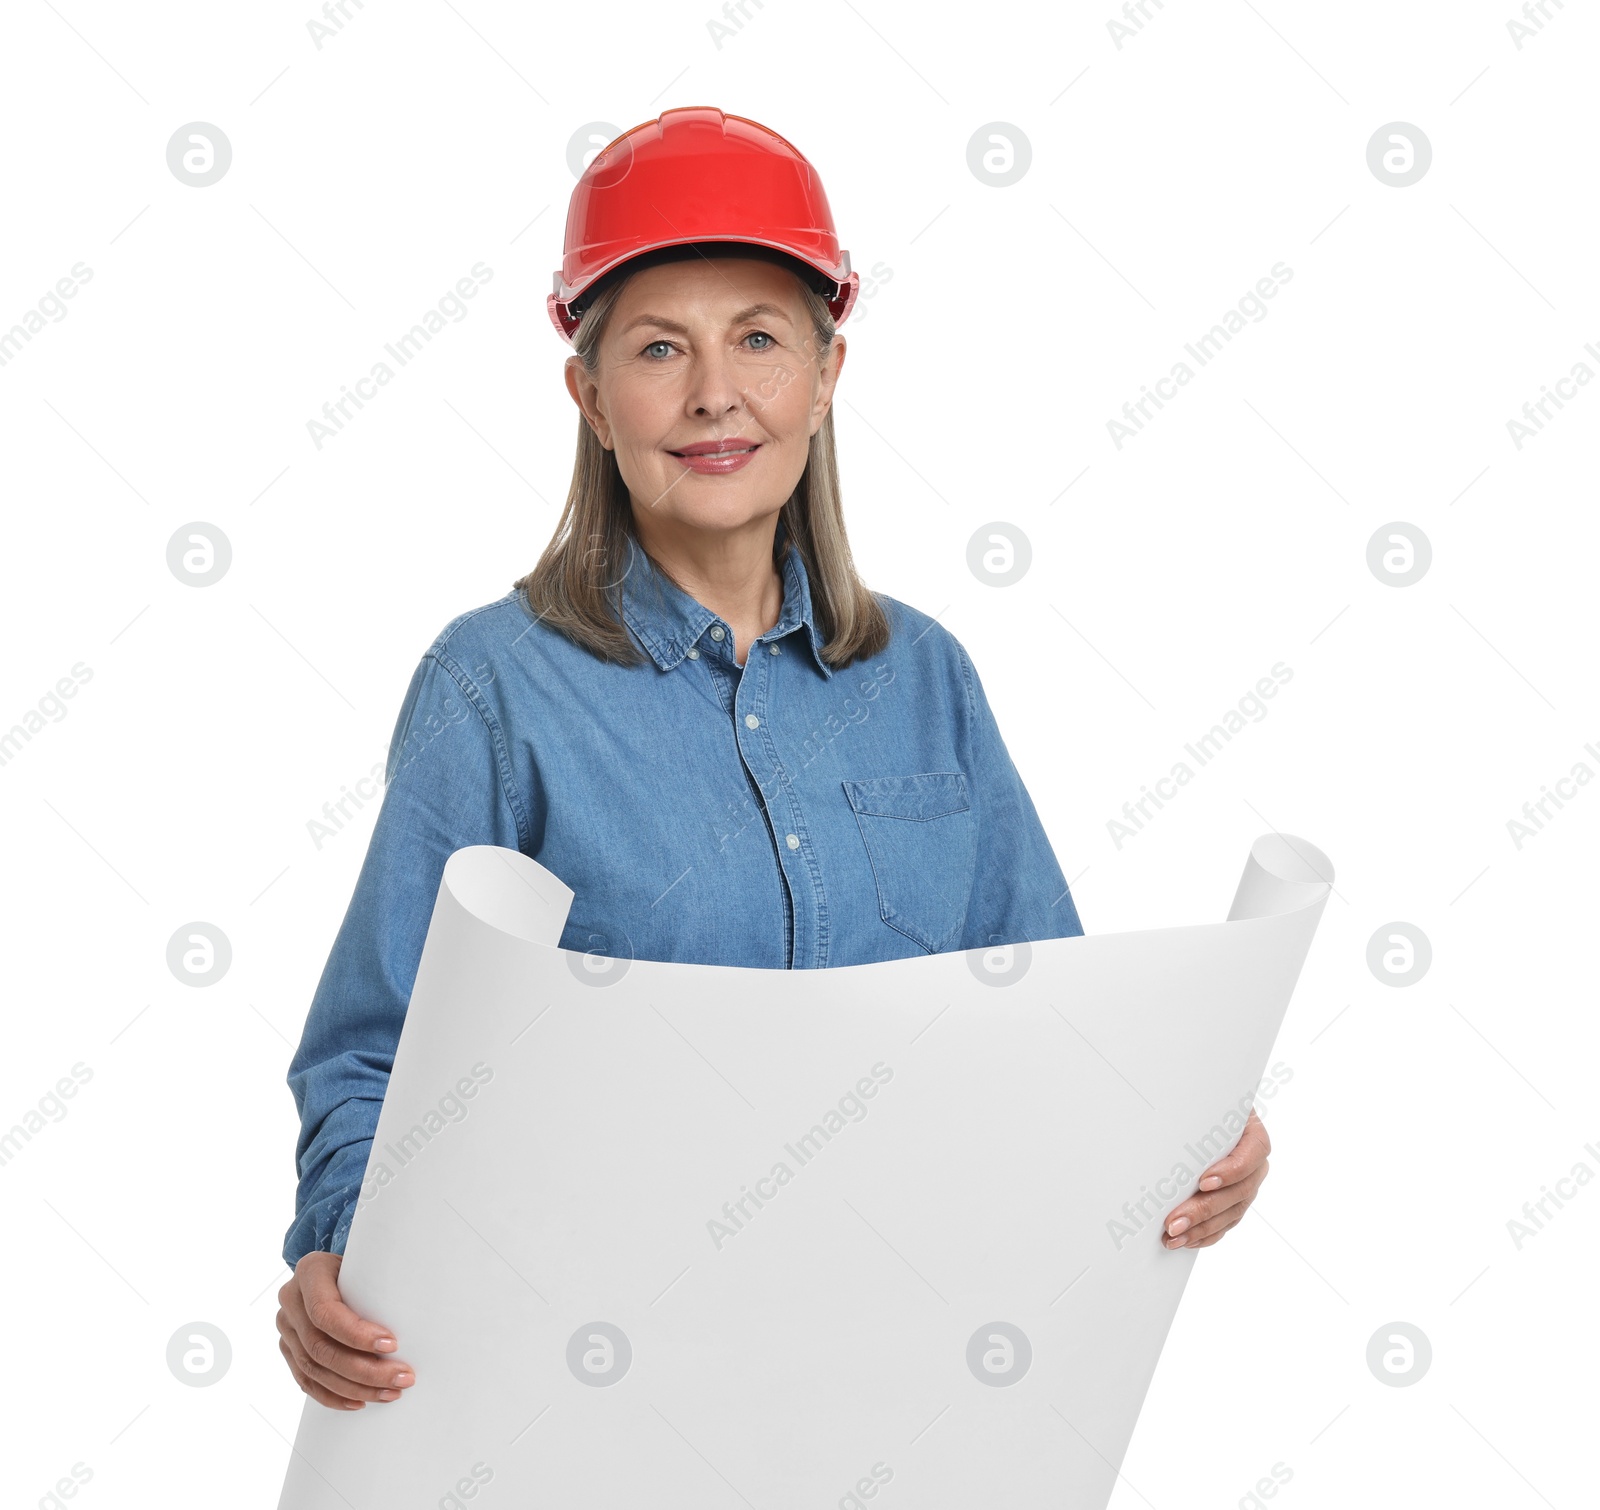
{"left": 278, "top": 832, "right": 1332, "bottom": 1509}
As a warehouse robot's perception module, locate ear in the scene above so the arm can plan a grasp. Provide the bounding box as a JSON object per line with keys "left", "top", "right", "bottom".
{"left": 565, "top": 355, "right": 612, "bottom": 450}
{"left": 809, "top": 334, "right": 846, "bottom": 436}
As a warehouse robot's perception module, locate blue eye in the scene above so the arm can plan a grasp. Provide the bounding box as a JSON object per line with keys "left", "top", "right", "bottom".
{"left": 640, "top": 331, "right": 776, "bottom": 359}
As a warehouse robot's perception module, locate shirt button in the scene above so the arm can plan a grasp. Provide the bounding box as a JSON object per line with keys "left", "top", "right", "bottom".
{"left": 744, "top": 714, "right": 760, "bottom": 729}
{"left": 709, "top": 626, "right": 725, "bottom": 641}
{"left": 785, "top": 833, "right": 800, "bottom": 850}
{"left": 685, "top": 648, "right": 700, "bottom": 660}
{"left": 769, "top": 644, "right": 781, "bottom": 656}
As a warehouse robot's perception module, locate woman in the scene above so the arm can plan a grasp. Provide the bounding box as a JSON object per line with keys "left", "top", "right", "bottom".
{"left": 276, "top": 106, "right": 1271, "bottom": 1411}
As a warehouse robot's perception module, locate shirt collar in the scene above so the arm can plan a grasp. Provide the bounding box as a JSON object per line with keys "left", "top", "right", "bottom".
{"left": 616, "top": 530, "right": 834, "bottom": 679}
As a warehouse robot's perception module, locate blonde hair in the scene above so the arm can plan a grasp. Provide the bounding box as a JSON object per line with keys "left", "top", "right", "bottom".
{"left": 513, "top": 252, "right": 891, "bottom": 667}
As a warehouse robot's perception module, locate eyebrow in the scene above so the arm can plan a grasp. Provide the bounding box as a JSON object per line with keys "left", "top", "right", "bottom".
{"left": 619, "top": 302, "right": 794, "bottom": 337}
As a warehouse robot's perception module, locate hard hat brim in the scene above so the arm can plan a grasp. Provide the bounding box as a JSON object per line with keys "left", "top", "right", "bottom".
{"left": 548, "top": 238, "right": 859, "bottom": 345}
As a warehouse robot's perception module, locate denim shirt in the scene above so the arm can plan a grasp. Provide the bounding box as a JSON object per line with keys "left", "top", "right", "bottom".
{"left": 282, "top": 535, "right": 1083, "bottom": 1267}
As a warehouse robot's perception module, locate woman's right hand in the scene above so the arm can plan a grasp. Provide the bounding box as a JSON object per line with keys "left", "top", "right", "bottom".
{"left": 276, "top": 1251, "right": 415, "bottom": 1409}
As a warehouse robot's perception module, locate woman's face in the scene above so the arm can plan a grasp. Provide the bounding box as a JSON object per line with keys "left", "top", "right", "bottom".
{"left": 566, "top": 254, "right": 845, "bottom": 545}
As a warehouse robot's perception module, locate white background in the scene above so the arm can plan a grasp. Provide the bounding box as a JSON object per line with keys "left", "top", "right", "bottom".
{"left": 1, "top": 1, "right": 1595, "bottom": 1506}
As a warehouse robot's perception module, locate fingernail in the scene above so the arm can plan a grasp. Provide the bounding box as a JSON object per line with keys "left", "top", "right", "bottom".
{"left": 1167, "top": 1234, "right": 1188, "bottom": 1246}
{"left": 377, "top": 1389, "right": 400, "bottom": 1401}
{"left": 393, "top": 1372, "right": 414, "bottom": 1387}
{"left": 1167, "top": 1217, "right": 1191, "bottom": 1236}
{"left": 1199, "top": 1176, "right": 1222, "bottom": 1191}
{"left": 374, "top": 1337, "right": 397, "bottom": 1351}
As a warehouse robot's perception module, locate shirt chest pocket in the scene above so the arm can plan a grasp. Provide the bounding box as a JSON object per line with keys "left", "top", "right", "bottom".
{"left": 841, "top": 771, "right": 977, "bottom": 954}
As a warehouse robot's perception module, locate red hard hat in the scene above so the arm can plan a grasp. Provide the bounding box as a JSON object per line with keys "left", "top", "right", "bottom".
{"left": 548, "top": 105, "right": 860, "bottom": 344}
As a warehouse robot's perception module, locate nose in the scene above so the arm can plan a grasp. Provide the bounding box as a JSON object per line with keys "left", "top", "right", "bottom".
{"left": 682, "top": 345, "right": 744, "bottom": 426}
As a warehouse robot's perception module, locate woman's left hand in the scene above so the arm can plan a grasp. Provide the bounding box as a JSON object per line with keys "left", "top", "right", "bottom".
{"left": 1162, "top": 1109, "right": 1271, "bottom": 1249}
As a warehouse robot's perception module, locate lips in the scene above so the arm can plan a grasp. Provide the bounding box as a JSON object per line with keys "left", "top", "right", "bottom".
{"left": 668, "top": 439, "right": 761, "bottom": 456}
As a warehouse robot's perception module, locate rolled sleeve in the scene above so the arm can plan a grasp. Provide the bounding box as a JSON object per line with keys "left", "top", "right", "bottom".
{"left": 953, "top": 639, "right": 1084, "bottom": 950}
{"left": 281, "top": 648, "right": 526, "bottom": 1269}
